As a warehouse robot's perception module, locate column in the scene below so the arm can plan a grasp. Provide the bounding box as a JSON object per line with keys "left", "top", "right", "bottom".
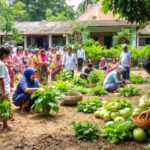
{"left": 66, "top": 34, "right": 69, "bottom": 45}
{"left": 48, "top": 34, "right": 52, "bottom": 47}
{"left": 24, "top": 36, "right": 27, "bottom": 49}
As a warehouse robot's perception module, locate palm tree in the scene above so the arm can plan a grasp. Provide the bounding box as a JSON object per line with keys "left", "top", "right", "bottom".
{"left": 77, "top": 0, "right": 99, "bottom": 16}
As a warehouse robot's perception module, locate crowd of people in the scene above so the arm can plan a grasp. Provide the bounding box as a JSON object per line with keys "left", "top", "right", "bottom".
{"left": 0, "top": 43, "right": 149, "bottom": 131}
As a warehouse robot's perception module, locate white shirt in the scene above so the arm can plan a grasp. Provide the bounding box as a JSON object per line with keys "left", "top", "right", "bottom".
{"left": 0, "top": 60, "right": 10, "bottom": 94}
{"left": 120, "top": 51, "right": 132, "bottom": 67}
{"left": 62, "top": 53, "right": 77, "bottom": 70}
{"left": 77, "top": 49, "right": 86, "bottom": 60}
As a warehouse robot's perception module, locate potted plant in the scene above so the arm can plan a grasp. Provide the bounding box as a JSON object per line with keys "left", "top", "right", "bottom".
{"left": 31, "top": 85, "right": 61, "bottom": 116}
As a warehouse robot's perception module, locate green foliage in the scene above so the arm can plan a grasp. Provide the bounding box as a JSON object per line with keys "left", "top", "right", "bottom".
{"left": 77, "top": 97, "right": 102, "bottom": 113}
{"left": 113, "top": 29, "right": 132, "bottom": 45}
{"left": 56, "top": 70, "right": 73, "bottom": 81}
{"left": 88, "top": 70, "right": 105, "bottom": 85}
{"left": 91, "top": 86, "right": 108, "bottom": 96}
{"left": 101, "top": 119, "right": 135, "bottom": 144}
{"left": 70, "top": 120, "right": 100, "bottom": 141}
{"left": 0, "top": 0, "right": 25, "bottom": 44}
{"left": 145, "top": 144, "right": 150, "bottom": 150}
{"left": 72, "top": 86, "right": 90, "bottom": 95}
{"left": 102, "top": 0, "right": 150, "bottom": 24}
{"left": 31, "top": 85, "right": 61, "bottom": 115}
{"left": 71, "top": 76, "right": 88, "bottom": 87}
{"left": 13, "top": 0, "right": 75, "bottom": 21}
{"left": 119, "top": 86, "right": 140, "bottom": 97}
{"left": 55, "top": 81, "right": 69, "bottom": 93}
{"left": 0, "top": 100, "right": 13, "bottom": 120}
{"left": 69, "top": 21, "right": 88, "bottom": 48}
{"left": 130, "top": 74, "right": 148, "bottom": 84}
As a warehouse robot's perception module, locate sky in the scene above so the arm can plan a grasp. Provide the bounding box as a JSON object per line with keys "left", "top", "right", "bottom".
{"left": 66, "top": 0, "right": 82, "bottom": 10}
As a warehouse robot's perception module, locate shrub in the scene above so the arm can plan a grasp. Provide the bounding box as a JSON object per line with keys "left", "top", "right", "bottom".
{"left": 70, "top": 120, "right": 100, "bottom": 141}
{"left": 91, "top": 86, "right": 108, "bottom": 96}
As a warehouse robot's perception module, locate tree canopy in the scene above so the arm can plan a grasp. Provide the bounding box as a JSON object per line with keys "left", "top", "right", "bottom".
{"left": 12, "top": 0, "right": 75, "bottom": 21}
{"left": 102, "top": 0, "right": 150, "bottom": 24}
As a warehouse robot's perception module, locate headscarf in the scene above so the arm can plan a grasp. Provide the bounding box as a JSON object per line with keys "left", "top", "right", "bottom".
{"left": 40, "top": 50, "right": 48, "bottom": 62}
{"left": 23, "top": 67, "right": 37, "bottom": 87}
{"left": 116, "top": 66, "right": 125, "bottom": 74}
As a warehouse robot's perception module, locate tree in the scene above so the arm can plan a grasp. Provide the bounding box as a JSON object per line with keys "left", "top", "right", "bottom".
{"left": 77, "top": 0, "right": 99, "bottom": 16}
{"left": 0, "top": 0, "right": 25, "bottom": 44}
{"left": 102, "top": 0, "right": 150, "bottom": 24}
{"left": 113, "top": 29, "right": 132, "bottom": 46}
{"left": 13, "top": 0, "right": 75, "bottom": 21}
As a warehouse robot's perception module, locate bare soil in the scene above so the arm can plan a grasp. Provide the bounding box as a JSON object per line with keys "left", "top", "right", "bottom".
{"left": 0, "top": 71, "right": 150, "bottom": 150}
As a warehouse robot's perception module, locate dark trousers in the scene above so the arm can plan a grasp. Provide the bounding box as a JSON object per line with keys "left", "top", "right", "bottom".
{"left": 77, "top": 58, "right": 83, "bottom": 71}
{"left": 123, "top": 66, "right": 130, "bottom": 80}
{"left": 13, "top": 93, "right": 36, "bottom": 109}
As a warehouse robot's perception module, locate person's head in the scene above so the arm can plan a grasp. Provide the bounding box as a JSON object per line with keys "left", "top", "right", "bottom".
{"left": 41, "top": 49, "right": 45, "bottom": 55}
{"left": 68, "top": 47, "right": 72, "bottom": 55}
{"left": 101, "top": 57, "right": 106, "bottom": 62}
{"left": 25, "top": 50, "right": 29, "bottom": 55}
{"left": 56, "top": 52, "right": 61, "bottom": 60}
{"left": 87, "top": 63, "right": 93, "bottom": 70}
{"left": 112, "top": 58, "right": 117, "bottom": 64}
{"left": 122, "top": 43, "right": 128, "bottom": 52}
{"left": 34, "top": 49, "right": 39, "bottom": 55}
{"left": 143, "top": 57, "right": 150, "bottom": 75}
{"left": 116, "top": 66, "right": 125, "bottom": 75}
{"left": 24, "top": 67, "right": 37, "bottom": 81}
{"left": 16, "top": 48, "right": 21, "bottom": 55}
{"left": 0, "top": 47, "right": 10, "bottom": 60}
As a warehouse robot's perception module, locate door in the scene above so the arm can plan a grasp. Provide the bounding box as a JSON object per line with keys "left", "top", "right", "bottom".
{"left": 104, "top": 36, "right": 112, "bottom": 49}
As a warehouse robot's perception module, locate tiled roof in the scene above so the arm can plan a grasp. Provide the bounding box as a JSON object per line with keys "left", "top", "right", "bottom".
{"left": 138, "top": 26, "right": 150, "bottom": 35}
{"left": 87, "top": 20, "right": 137, "bottom": 27}
{"left": 0, "top": 21, "right": 73, "bottom": 35}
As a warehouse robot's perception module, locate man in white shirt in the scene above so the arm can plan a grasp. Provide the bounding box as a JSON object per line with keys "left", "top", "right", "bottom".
{"left": 120, "top": 44, "right": 132, "bottom": 80}
{"left": 0, "top": 47, "right": 11, "bottom": 130}
{"left": 62, "top": 47, "right": 77, "bottom": 76}
{"left": 77, "top": 46, "right": 86, "bottom": 72}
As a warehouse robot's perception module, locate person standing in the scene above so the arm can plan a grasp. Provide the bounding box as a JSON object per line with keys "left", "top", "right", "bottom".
{"left": 77, "top": 46, "right": 86, "bottom": 72}
{"left": 12, "top": 48, "right": 23, "bottom": 74}
{"left": 120, "top": 44, "right": 132, "bottom": 80}
{"left": 22, "top": 49, "right": 31, "bottom": 70}
{"left": 0, "top": 47, "right": 12, "bottom": 130}
{"left": 62, "top": 47, "right": 77, "bottom": 76}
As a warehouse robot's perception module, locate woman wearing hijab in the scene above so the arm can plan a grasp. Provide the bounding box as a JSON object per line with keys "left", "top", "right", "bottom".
{"left": 12, "top": 68, "right": 42, "bottom": 112}
{"left": 103, "top": 66, "right": 126, "bottom": 92}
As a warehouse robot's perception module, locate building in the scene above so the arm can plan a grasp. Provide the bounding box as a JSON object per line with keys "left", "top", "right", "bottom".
{"left": 77, "top": 1, "right": 138, "bottom": 48}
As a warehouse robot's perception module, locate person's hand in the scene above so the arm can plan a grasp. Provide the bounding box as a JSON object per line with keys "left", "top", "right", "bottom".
{"left": 138, "top": 110, "right": 150, "bottom": 120}
{"left": 1, "top": 93, "right": 7, "bottom": 99}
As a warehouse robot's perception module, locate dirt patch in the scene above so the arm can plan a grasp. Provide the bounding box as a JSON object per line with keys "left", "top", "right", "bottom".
{"left": 0, "top": 82, "right": 150, "bottom": 150}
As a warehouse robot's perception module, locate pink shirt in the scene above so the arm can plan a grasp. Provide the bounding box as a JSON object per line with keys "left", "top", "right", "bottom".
{"left": 22, "top": 54, "right": 31, "bottom": 69}
{"left": 12, "top": 53, "right": 23, "bottom": 71}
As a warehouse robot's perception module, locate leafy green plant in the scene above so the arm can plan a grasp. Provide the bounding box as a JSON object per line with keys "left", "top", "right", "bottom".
{"left": 101, "top": 119, "right": 135, "bottom": 144}
{"left": 119, "top": 86, "right": 140, "bottom": 97}
{"left": 0, "top": 100, "right": 13, "bottom": 120}
{"left": 130, "top": 74, "right": 148, "bottom": 84}
{"left": 71, "top": 76, "right": 88, "bottom": 87}
{"left": 31, "top": 85, "right": 61, "bottom": 115}
{"left": 70, "top": 120, "right": 100, "bottom": 141}
{"left": 55, "top": 81, "right": 69, "bottom": 93}
{"left": 145, "top": 144, "right": 150, "bottom": 150}
{"left": 72, "top": 86, "right": 90, "bottom": 95}
{"left": 56, "top": 70, "right": 73, "bottom": 81}
{"left": 88, "top": 70, "right": 105, "bottom": 85}
{"left": 77, "top": 97, "right": 102, "bottom": 113}
{"left": 91, "top": 86, "right": 108, "bottom": 96}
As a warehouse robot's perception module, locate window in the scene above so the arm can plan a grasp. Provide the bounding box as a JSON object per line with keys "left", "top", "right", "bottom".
{"left": 139, "top": 37, "right": 150, "bottom": 46}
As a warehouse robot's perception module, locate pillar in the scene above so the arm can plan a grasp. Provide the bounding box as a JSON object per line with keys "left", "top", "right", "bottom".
{"left": 66, "top": 35, "right": 69, "bottom": 45}
{"left": 24, "top": 36, "right": 27, "bottom": 49}
{"left": 48, "top": 35, "right": 52, "bottom": 47}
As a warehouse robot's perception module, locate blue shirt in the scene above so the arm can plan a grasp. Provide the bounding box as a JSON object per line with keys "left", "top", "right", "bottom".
{"left": 103, "top": 70, "right": 121, "bottom": 88}
{"left": 12, "top": 77, "right": 39, "bottom": 100}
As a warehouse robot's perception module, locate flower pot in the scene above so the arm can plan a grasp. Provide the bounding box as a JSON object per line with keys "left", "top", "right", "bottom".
{"left": 61, "top": 92, "right": 83, "bottom": 105}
